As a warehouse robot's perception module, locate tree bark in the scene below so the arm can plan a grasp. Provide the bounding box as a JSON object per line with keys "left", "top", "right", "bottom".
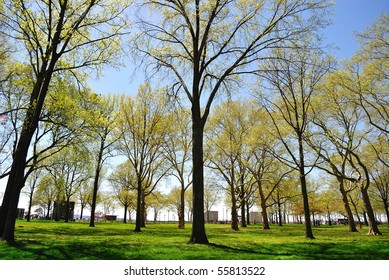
{"left": 123, "top": 205, "right": 128, "bottom": 223}
{"left": 337, "top": 178, "right": 358, "bottom": 232}
{"left": 178, "top": 185, "right": 185, "bottom": 229}
{"left": 188, "top": 107, "right": 208, "bottom": 244}
{"left": 27, "top": 189, "right": 34, "bottom": 222}
{"left": 277, "top": 201, "right": 283, "bottom": 226}
{"left": 134, "top": 179, "right": 142, "bottom": 232}
{"left": 64, "top": 198, "right": 70, "bottom": 223}
{"left": 246, "top": 203, "right": 250, "bottom": 225}
{"left": 383, "top": 201, "right": 389, "bottom": 227}
{"left": 240, "top": 182, "right": 247, "bottom": 227}
{"left": 298, "top": 140, "right": 314, "bottom": 239}
{"left": 0, "top": 76, "right": 49, "bottom": 240}
{"left": 140, "top": 194, "right": 146, "bottom": 227}
{"left": 258, "top": 183, "right": 270, "bottom": 230}
{"left": 261, "top": 200, "right": 270, "bottom": 230}
{"left": 361, "top": 187, "right": 382, "bottom": 235}
{"left": 89, "top": 135, "right": 105, "bottom": 227}
{"left": 230, "top": 182, "right": 239, "bottom": 231}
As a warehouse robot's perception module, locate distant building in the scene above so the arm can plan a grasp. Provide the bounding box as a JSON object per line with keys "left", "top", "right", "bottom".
{"left": 17, "top": 208, "right": 25, "bottom": 219}
{"left": 52, "top": 201, "right": 75, "bottom": 221}
{"left": 249, "top": 212, "right": 263, "bottom": 224}
{"left": 204, "top": 211, "right": 218, "bottom": 223}
{"left": 104, "top": 215, "right": 117, "bottom": 221}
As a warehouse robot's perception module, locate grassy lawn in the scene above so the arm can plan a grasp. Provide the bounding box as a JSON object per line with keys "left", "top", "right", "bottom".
{"left": 0, "top": 220, "right": 388, "bottom": 260}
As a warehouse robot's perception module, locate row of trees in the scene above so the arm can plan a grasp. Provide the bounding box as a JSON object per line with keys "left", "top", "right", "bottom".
{"left": 0, "top": 1, "right": 387, "bottom": 243}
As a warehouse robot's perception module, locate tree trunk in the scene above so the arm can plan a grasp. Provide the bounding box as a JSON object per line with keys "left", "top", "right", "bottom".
{"left": 123, "top": 205, "right": 128, "bottom": 223}
{"left": 188, "top": 109, "right": 208, "bottom": 244}
{"left": 298, "top": 139, "right": 314, "bottom": 239}
{"left": 27, "top": 189, "right": 34, "bottom": 222}
{"left": 178, "top": 185, "right": 185, "bottom": 229}
{"left": 46, "top": 200, "right": 52, "bottom": 219}
{"left": 361, "top": 187, "right": 382, "bottom": 235}
{"left": 134, "top": 180, "right": 142, "bottom": 232}
{"left": 349, "top": 194, "right": 362, "bottom": 229}
{"left": 240, "top": 192, "right": 246, "bottom": 228}
{"left": 140, "top": 194, "right": 146, "bottom": 227}
{"left": 246, "top": 203, "right": 250, "bottom": 225}
{"left": 383, "top": 200, "right": 389, "bottom": 227}
{"left": 327, "top": 208, "right": 332, "bottom": 226}
{"left": 89, "top": 136, "right": 105, "bottom": 227}
{"left": 229, "top": 180, "right": 239, "bottom": 231}
{"left": 0, "top": 53, "right": 59, "bottom": 241}
{"left": 278, "top": 201, "right": 283, "bottom": 226}
{"left": 338, "top": 178, "right": 358, "bottom": 232}
{"left": 258, "top": 185, "right": 270, "bottom": 229}
{"left": 64, "top": 198, "right": 70, "bottom": 223}
{"left": 0, "top": 123, "right": 36, "bottom": 240}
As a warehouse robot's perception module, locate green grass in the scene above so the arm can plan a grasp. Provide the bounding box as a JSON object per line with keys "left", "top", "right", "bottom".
{"left": 1, "top": 220, "right": 388, "bottom": 260}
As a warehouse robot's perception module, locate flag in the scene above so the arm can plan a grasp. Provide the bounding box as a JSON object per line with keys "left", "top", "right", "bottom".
{"left": 0, "top": 112, "right": 9, "bottom": 120}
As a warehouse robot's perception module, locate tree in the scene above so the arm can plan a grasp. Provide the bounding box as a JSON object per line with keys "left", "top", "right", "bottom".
{"left": 148, "top": 191, "right": 166, "bottom": 223}
{"left": 204, "top": 177, "right": 223, "bottom": 223}
{"left": 309, "top": 72, "right": 361, "bottom": 232}
{"left": 78, "top": 180, "right": 93, "bottom": 220}
{"left": 258, "top": 43, "right": 332, "bottom": 239}
{"left": 136, "top": 0, "right": 331, "bottom": 244}
{"left": 88, "top": 94, "right": 120, "bottom": 227}
{"left": 370, "top": 154, "right": 389, "bottom": 226}
{"left": 23, "top": 168, "right": 42, "bottom": 221}
{"left": 165, "top": 187, "right": 182, "bottom": 222}
{"left": 33, "top": 173, "right": 57, "bottom": 219}
{"left": 163, "top": 107, "right": 192, "bottom": 229}
{"left": 109, "top": 160, "right": 137, "bottom": 223}
{"left": 206, "top": 100, "right": 253, "bottom": 231}
{"left": 48, "top": 145, "right": 93, "bottom": 222}
{"left": 354, "top": 13, "right": 389, "bottom": 135}
{"left": 99, "top": 191, "right": 117, "bottom": 217}
{"left": 0, "top": 0, "right": 130, "bottom": 241}
{"left": 116, "top": 84, "right": 171, "bottom": 232}
{"left": 311, "top": 65, "right": 382, "bottom": 235}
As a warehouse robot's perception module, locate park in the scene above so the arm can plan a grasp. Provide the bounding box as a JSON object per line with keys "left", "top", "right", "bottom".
{"left": 1, "top": 220, "right": 388, "bottom": 259}
{"left": 0, "top": 1, "right": 388, "bottom": 270}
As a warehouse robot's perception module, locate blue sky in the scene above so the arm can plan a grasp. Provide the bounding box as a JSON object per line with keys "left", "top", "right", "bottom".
{"left": 324, "top": 0, "right": 388, "bottom": 59}
{"left": 89, "top": 0, "right": 389, "bottom": 95}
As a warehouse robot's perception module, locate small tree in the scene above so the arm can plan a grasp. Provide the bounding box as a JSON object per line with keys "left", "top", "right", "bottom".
{"left": 109, "top": 160, "right": 137, "bottom": 224}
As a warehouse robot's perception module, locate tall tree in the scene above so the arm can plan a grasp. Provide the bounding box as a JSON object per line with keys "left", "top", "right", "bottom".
{"left": 258, "top": 44, "right": 331, "bottom": 239}
{"left": 136, "top": 0, "right": 331, "bottom": 244}
{"left": 0, "top": 0, "right": 130, "bottom": 241}
{"left": 354, "top": 13, "right": 389, "bottom": 135}
{"left": 88, "top": 94, "right": 120, "bottom": 227}
{"left": 163, "top": 107, "right": 192, "bottom": 229}
{"left": 370, "top": 151, "right": 389, "bottom": 226}
{"left": 206, "top": 100, "right": 253, "bottom": 231}
{"left": 116, "top": 84, "right": 170, "bottom": 232}
{"left": 311, "top": 66, "right": 382, "bottom": 235}
{"left": 309, "top": 70, "right": 367, "bottom": 232}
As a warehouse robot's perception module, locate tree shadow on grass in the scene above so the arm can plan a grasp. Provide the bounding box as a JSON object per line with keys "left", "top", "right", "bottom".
{"left": 6, "top": 239, "right": 129, "bottom": 260}
{"left": 206, "top": 242, "right": 292, "bottom": 259}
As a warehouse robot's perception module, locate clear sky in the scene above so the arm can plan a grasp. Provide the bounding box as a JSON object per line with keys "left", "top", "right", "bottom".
{"left": 88, "top": 0, "right": 389, "bottom": 96}
{"left": 1, "top": 0, "right": 388, "bottom": 215}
